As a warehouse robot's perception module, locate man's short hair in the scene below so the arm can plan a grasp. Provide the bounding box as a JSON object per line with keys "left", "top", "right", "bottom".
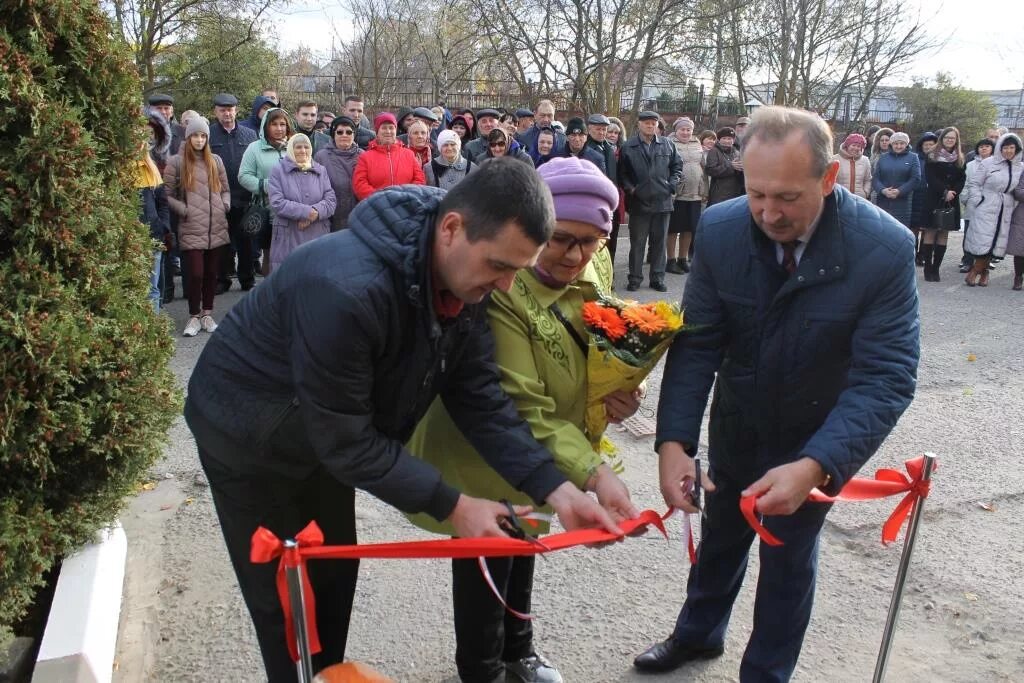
{"left": 438, "top": 157, "right": 554, "bottom": 245}
{"left": 344, "top": 95, "right": 364, "bottom": 105}
{"left": 743, "top": 106, "right": 834, "bottom": 178}
{"left": 535, "top": 99, "right": 555, "bottom": 113}
{"left": 296, "top": 100, "right": 317, "bottom": 111}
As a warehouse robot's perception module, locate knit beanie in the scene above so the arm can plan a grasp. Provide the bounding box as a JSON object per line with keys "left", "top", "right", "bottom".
{"left": 673, "top": 117, "right": 694, "bottom": 131}
{"left": 890, "top": 132, "right": 910, "bottom": 145}
{"left": 536, "top": 156, "right": 618, "bottom": 234}
{"left": 437, "top": 129, "right": 460, "bottom": 149}
{"left": 185, "top": 116, "right": 210, "bottom": 139}
{"left": 374, "top": 112, "right": 397, "bottom": 130}
{"left": 842, "top": 133, "right": 867, "bottom": 149}
{"left": 716, "top": 127, "right": 735, "bottom": 139}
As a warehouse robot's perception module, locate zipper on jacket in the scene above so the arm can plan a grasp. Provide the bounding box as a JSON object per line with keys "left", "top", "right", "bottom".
{"left": 388, "top": 148, "right": 395, "bottom": 185}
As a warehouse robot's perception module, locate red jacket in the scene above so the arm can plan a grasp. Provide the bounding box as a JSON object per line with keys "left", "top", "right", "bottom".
{"left": 353, "top": 140, "right": 425, "bottom": 200}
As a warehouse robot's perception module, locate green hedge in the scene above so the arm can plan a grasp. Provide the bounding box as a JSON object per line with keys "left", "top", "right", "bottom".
{"left": 0, "top": 0, "right": 180, "bottom": 643}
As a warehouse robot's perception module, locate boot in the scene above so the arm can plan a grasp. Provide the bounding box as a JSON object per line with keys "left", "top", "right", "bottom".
{"left": 665, "top": 258, "right": 684, "bottom": 274}
{"left": 965, "top": 258, "right": 986, "bottom": 287}
{"left": 919, "top": 243, "right": 935, "bottom": 281}
{"left": 931, "top": 245, "right": 946, "bottom": 282}
{"left": 1014, "top": 257, "right": 1024, "bottom": 291}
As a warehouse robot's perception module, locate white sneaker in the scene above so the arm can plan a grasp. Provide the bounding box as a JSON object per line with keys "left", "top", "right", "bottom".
{"left": 183, "top": 317, "right": 201, "bottom": 337}
{"left": 200, "top": 314, "right": 218, "bottom": 333}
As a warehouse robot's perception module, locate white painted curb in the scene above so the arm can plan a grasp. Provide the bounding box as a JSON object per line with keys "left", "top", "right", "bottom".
{"left": 33, "top": 524, "right": 127, "bottom": 683}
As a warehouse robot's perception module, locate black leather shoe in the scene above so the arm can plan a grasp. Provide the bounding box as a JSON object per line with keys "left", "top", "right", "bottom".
{"left": 216, "top": 280, "right": 232, "bottom": 295}
{"left": 626, "top": 282, "right": 640, "bottom": 292}
{"left": 680, "top": 258, "right": 690, "bottom": 273}
{"left": 240, "top": 280, "right": 255, "bottom": 291}
{"left": 633, "top": 638, "right": 723, "bottom": 673}
{"left": 650, "top": 281, "right": 668, "bottom": 292}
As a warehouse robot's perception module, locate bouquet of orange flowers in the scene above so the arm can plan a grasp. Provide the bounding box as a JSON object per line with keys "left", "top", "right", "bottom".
{"left": 581, "top": 296, "right": 686, "bottom": 461}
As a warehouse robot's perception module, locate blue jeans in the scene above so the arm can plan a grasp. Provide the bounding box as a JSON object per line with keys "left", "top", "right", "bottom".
{"left": 672, "top": 469, "right": 831, "bottom": 682}
{"left": 149, "top": 249, "right": 163, "bottom": 312}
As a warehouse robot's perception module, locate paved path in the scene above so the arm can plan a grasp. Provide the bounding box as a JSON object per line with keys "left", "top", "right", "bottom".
{"left": 114, "top": 233, "right": 1024, "bottom": 682}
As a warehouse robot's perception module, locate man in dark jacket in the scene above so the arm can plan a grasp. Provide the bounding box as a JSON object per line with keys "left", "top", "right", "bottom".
{"left": 342, "top": 95, "right": 376, "bottom": 149}
{"left": 618, "top": 110, "right": 683, "bottom": 291}
{"left": 634, "top": 106, "right": 920, "bottom": 682}
{"left": 586, "top": 114, "right": 618, "bottom": 183}
{"left": 147, "top": 92, "right": 183, "bottom": 155}
{"left": 240, "top": 94, "right": 277, "bottom": 132}
{"left": 518, "top": 99, "right": 566, "bottom": 156}
{"left": 561, "top": 117, "right": 607, "bottom": 172}
{"left": 462, "top": 108, "right": 502, "bottom": 162}
{"left": 209, "top": 93, "right": 259, "bottom": 293}
{"left": 185, "top": 158, "right": 626, "bottom": 681}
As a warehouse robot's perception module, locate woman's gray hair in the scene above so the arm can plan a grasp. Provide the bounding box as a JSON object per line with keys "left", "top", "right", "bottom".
{"left": 742, "top": 106, "right": 834, "bottom": 177}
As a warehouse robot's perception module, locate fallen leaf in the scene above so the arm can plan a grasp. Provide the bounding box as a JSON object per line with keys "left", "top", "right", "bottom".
{"left": 967, "top": 353, "right": 977, "bottom": 362}
{"left": 963, "top": 388, "right": 974, "bottom": 396}
{"left": 184, "top": 497, "right": 195, "bottom": 505}
{"left": 159, "top": 504, "right": 173, "bottom": 511}
{"left": 140, "top": 482, "right": 156, "bottom": 491}
{"left": 964, "top": 592, "right": 979, "bottom": 601}
{"left": 976, "top": 502, "right": 995, "bottom": 512}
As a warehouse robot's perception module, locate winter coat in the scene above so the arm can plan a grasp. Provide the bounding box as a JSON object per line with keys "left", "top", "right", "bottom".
{"left": 705, "top": 142, "right": 745, "bottom": 206}
{"left": 872, "top": 149, "right": 920, "bottom": 227}
{"left": 238, "top": 110, "right": 288, "bottom": 201}
{"left": 559, "top": 143, "right": 607, "bottom": 173}
{"left": 909, "top": 147, "right": 931, "bottom": 227}
{"left": 405, "top": 249, "right": 614, "bottom": 536}
{"left": 657, "top": 186, "right": 919, "bottom": 493}
{"left": 267, "top": 158, "right": 337, "bottom": 272}
{"left": 352, "top": 140, "right": 425, "bottom": 200}
{"left": 922, "top": 157, "right": 966, "bottom": 230}
{"left": 833, "top": 150, "right": 872, "bottom": 199}
{"left": 209, "top": 120, "right": 258, "bottom": 207}
{"left": 1007, "top": 171, "right": 1024, "bottom": 257}
{"left": 183, "top": 185, "right": 567, "bottom": 522}
{"left": 964, "top": 135, "right": 1024, "bottom": 258}
{"left": 586, "top": 138, "right": 618, "bottom": 184}
{"left": 618, "top": 133, "right": 684, "bottom": 214}
{"left": 240, "top": 95, "right": 276, "bottom": 132}
{"left": 670, "top": 137, "right": 706, "bottom": 202}
{"left": 139, "top": 185, "right": 170, "bottom": 241}
{"left": 961, "top": 158, "right": 985, "bottom": 220}
{"left": 314, "top": 143, "right": 363, "bottom": 231}
{"left": 163, "top": 153, "right": 231, "bottom": 251}
{"left": 424, "top": 156, "right": 476, "bottom": 191}
{"left": 355, "top": 126, "right": 376, "bottom": 150}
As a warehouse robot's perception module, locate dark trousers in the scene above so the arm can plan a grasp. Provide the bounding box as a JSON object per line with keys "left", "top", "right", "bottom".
{"left": 182, "top": 247, "right": 225, "bottom": 315}
{"left": 608, "top": 212, "right": 621, "bottom": 262}
{"left": 672, "top": 470, "right": 831, "bottom": 683}
{"left": 219, "top": 205, "right": 256, "bottom": 287}
{"left": 199, "top": 448, "right": 359, "bottom": 683}
{"left": 628, "top": 212, "right": 670, "bottom": 286}
{"left": 451, "top": 555, "right": 535, "bottom": 682}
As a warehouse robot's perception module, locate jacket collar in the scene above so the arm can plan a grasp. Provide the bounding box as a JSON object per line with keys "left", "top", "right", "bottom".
{"left": 516, "top": 258, "right": 603, "bottom": 308}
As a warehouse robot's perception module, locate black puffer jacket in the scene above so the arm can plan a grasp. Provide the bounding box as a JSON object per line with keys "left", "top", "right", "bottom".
{"left": 185, "top": 185, "right": 566, "bottom": 521}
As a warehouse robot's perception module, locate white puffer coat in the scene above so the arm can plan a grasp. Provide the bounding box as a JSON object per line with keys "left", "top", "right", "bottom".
{"left": 963, "top": 134, "right": 1023, "bottom": 258}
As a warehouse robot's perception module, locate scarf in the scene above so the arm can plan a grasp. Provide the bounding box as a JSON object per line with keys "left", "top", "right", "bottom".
{"left": 286, "top": 134, "right": 313, "bottom": 171}
{"left": 935, "top": 148, "right": 958, "bottom": 163}
{"left": 412, "top": 144, "right": 431, "bottom": 167}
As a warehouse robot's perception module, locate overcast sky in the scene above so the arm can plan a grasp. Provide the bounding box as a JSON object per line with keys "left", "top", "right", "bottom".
{"left": 276, "top": 0, "right": 1024, "bottom": 93}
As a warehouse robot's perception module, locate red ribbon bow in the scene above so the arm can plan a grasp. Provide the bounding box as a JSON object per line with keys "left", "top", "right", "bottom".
{"left": 250, "top": 522, "right": 325, "bottom": 662}
{"left": 741, "top": 456, "right": 935, "bottom": 547}
{"left": 250, "top": 510, "right": 666, "bottom": 663}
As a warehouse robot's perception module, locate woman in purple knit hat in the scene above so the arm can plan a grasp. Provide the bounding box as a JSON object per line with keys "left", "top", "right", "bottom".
{"left": 404, "top": 156, "right": 642, "bottom": 683}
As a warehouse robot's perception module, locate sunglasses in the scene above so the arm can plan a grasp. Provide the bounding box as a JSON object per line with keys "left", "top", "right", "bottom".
{"left": 489, "top": 142, "right": 507, "bottom": 148}
{"left": 335, "top": 129, "right": 354, "bottom": 135}
{"left": 548, "top": 231, "right": 608, "bottom": 253}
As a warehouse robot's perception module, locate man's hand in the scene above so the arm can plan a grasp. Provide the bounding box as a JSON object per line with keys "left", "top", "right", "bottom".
{"left": 545, "top": 481, "right": 623, "bottom": 537}
{"left": 585, "top": 464, "right": 640, "bottom": 524}
{"left": 658, "top": 441, "right": 715, "bottom": 512}
{"left": 604, "top": 389, "right": 641, "bottom": 424}
{"left": 742, "top": 457, "right": 826, "bottom": 516}
{"left": 446, "top": 494, "right": 532, "bottom": 538}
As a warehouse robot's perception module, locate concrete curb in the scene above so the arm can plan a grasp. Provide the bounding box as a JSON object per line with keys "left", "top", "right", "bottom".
{"left": 33, "top": 524, "right": 127, "bottom": 683}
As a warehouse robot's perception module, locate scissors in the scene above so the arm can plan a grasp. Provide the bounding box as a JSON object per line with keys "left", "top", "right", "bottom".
{"left": 690, "top": 457, "right": 707, "bottom": 521}
{"left": 498, "top": 500, "right": 552, "bottom": 553}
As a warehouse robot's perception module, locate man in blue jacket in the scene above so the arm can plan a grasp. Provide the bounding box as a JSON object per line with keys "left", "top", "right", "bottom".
{"left": 185, "top": 158, "right": 629, "bottom": 682}
{"left": 634, "top": 106, "right": 920, "bottom": 682}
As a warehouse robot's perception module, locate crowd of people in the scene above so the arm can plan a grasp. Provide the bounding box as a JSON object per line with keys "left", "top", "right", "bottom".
{"left": 136, "top": 85, "right": 1005, "bottom": 683}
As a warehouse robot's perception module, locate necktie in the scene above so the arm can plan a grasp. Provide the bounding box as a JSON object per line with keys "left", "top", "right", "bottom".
{"left": 781, "top": 241, "right": 798, "bottom": 275}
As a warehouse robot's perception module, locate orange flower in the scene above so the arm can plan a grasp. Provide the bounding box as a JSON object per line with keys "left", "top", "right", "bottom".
{"left": 622, "top": 304, "right": 669, "bottom": 334}
{"left": 582, "top": 301, "right": 628, "bottom": 340}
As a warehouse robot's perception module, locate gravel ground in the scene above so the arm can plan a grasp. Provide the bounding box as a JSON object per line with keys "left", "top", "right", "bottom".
{"left": 113, "top": 231, "right": 1024, "bottom": 682}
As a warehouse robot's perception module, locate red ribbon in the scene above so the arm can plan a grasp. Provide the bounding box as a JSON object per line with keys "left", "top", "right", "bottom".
{"left": 251, "top": 509, "right": 667, "bottom": 662}
{"left": 742, "top": 456, "right": 935, "bottom": 547}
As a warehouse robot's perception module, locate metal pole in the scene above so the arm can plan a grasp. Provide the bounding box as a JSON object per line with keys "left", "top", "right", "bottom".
{"left": 284, "top": 540, "right": 314, "bottom": 683}
{"left": 871, "top": 452, "right": 936, "bottom": 683}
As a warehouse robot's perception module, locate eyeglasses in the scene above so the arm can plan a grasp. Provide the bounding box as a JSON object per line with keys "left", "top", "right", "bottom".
{"left": 335, "top": 129, "right": 354, "bottom": 136}
{"left": 548, "top": 231, "right": 608, "bottom": 254}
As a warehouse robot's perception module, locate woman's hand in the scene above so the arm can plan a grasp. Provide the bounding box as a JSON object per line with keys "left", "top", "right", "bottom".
{"left": 945, "top": 190, "right": 956, "bottom": 202}
{"left": 308, "top": 208, "right": 319, "bottom": 222}
{"left": 604, "top": 389, "right": 642, "bottom": 424}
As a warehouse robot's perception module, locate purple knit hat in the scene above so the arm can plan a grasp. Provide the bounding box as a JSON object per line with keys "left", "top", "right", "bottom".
{"left": 536, "top": 156, "right": 618, "bottom": 234}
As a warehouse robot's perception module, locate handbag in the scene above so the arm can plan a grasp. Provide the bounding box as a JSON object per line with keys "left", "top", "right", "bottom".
{"left": 240, "top": 193, "right": 270, "bottom": 239}
{"left": 932, "top": 203, "right": 957, "bottom": 231}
